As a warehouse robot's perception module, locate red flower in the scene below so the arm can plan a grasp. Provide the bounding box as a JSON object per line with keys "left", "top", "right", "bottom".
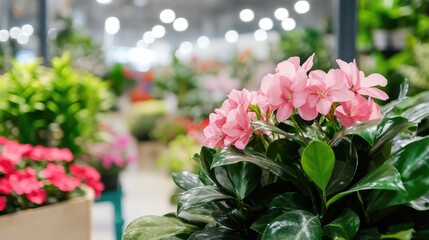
{"left": 0, "top": 156, "right": 15, "bottom": 174}
{"left": 0, "top": 196, "right": 6, "bottom": 211}
{"left": 25, "top": 145, "right": 46, "bottom": 161}
{"left": 26, "top": 189, "right": 47, "bottom": 204}
{"left": 40, "top": 164, "right": 80, "bottom": 192}
{"left": 9, "top": 168, "right": 43, "bottom": 195}
{"left": 70, "top": 164, "right": 101, "bottom": 181}
{"left": 86, "top": 178, "right": 104, "bottom": 198}
{"left": 0, "top": 177, "right": 12, "bottom": 195}
{"left": 1, "top": 141, "right": 32, "bottom": 164}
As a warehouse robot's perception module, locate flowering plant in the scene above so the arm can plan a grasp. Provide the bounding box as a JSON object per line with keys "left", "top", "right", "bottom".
{"left": 123, "top": 55, "right": 429, "bottom": 239}
{"left": 0, "top": 137, "right": 104, "bottom": 214}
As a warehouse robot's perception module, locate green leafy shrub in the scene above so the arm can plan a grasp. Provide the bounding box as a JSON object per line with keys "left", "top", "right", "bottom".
{"left": 0, "top": 53, "right": 112, "bottom": 155}
{"left": 127, "top": 100, "right": 168, "bottom": 141}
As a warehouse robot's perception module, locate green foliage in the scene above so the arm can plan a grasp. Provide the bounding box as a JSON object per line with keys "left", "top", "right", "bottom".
{"left": 0, "top": 53, "right": 112, "bottom": 155}
{"left": 126, "top": 100, "right": 167, "bottom": 141}
{"left": 156, "top": 135, "right": 199, "bottom": 173}
{"left": 105, "top": 63, "right": 136, "bottom": 96}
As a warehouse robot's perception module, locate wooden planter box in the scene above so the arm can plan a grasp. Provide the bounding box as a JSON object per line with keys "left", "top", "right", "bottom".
{"left": 0, "top": 189, "right": 94, "bottom": 240}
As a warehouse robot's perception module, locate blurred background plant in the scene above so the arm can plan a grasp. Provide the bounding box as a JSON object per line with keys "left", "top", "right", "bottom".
{"left": 0, "top": 53, "right": 113, "bottom": 155}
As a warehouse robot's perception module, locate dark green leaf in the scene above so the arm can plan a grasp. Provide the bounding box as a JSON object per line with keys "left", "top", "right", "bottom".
{"left": 327, "top": 164, "right": 405, "bottom": 208}
{"left": 301, "top": 141, "right": 335, "bottom": 193}
{"left": 200, "top": 147, "right": 218, "bottom": 185}
{"left": 226, "top": 162, "right": 262, "bottom": 200}
{"left": 177, "top": 186, "right": 235, "bottom": 214}
{"left": 172, "top": 172, "right": 204, "bottom": 191}
{"left": 251, "top": 120, "right": 306, "bottom": 145}
{"left": 178, "top": 205, "right": 215, "bottom": 225}
{"left": 409, "top": 192, "right": 429, "bottom": 211}
{"left": 401, "top": 103, "right": 429, "bottom": 123}
{"left": 371, "top": 117, "right": 413, "bottom": 155}
{"left": 326, "top": 139, "right": 358, "bottom": 196}
{"left": 212, "top": 209, "right": 246, "bottom": 231}
{"left": 261, "top": 210, "right": 322, "bottom": 240}
{"left": 250, "top": 211, "right": 283, "bottom": 234}
{"left": 330, "top": 119, "right": 381, "bottom": 146}
{"left": 122, "top": 216, "right": 199, "bottom": 240}
{"left": 323, "top": 209, "right": 360, "bottom": 240}
{"left": 269, "top": 192, "right": 312, "bottom": 212}
{"left": 382, "top": 79, "right": 409, "bottom": 115}
{"left": 188, "top": 227, "right": 243, "bottom": 240}
{"left": 214, "top": 167, "right": 235, "bottom": 193}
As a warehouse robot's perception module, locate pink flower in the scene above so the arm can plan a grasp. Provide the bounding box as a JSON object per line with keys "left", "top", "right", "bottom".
{"left": 26, "top": 189, "right": 47, "bottom": 204}
{"left": 40, "top": 164, "right": 80, "bottom": 192}
{"left": 70, "top": 164, "right": 101, "bottom": 181}
{"left": 203, "top": 112, "right": 227, "bottom": 148}
{"left": 221, "top": 107, "right": 253, "bottom": 150}
{"left": 334, "top": 94, "right": 383, "bottom": 127}
{"left": 260, "top": 55, "right": 314, "bottom": 122}
{"left": 0, "top": 177, "right": 12, "bottom": 195}
{"left": 336, "top": 59, "right": 389, "bottom": 100}
{"left": 0, "top": 156, "right": 15, "bottom": 174}
{"left": 0, "top": 196, "right": 6, "bottom": 211}
{"left": 44, "top": 148, "right": 74, "bottom": 162}
{"left": 1, "top": 141, "right": 31, "bottom": 164}
{"left": 85, "top": 178, "right": 104, "bottom": 198}
{"left": 9, "top": 168, "right": 44, "bottom": 195}
{"left": 221, "top": 88, "right": 253, "bottom": 111}
{"left": 302, "top": 69, "right": 355, "bottom": 120}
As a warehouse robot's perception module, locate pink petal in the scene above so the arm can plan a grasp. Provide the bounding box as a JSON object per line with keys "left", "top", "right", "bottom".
{"left": 276, "top": 103, "right": 294, "bottom": 122}
{"left": 298, "top": 104, "right": 318, "bottom": 121}
{"left": 276, "top": 61, "right": 297, "bottom": 80}
{"left": 361, "top": 73, "right": 388, "bottom": 87}
{"left": 357, "top": 88, "right": 389, "bottom": 100}
{"left": 302, "top": 53, "right": 315, "bottom": 72}
{"left": 292, "top": 92, "right": 308, "bottom": 108}
{"left": 336, "top": 59, "right": 351, "bottom": 77}
{"left": 292, "top": 70, "right": 309, "bottom": 91}
{"left": 329, "top": 89, "right": 355, "bottom": 102}
{"left": 309, "top": 70, "right": 326, "bottom": 82}
{"left": 316, "top": 98, "right": 333, "bottom": 115}
{"left": 260, "top": 74, "right": 275, "bottom": 94}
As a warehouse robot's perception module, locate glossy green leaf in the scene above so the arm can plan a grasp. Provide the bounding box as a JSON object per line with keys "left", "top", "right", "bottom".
{"left": 214, "top": 167, "right": 235, "bottom": 193}
{"left": 199, "top": 147, "right": 218, "bottom": 185}
{"left": 250, "top": 211, "right": 283, "bottom": 234}
{"left": 380, "top": 229, "right": 414, "bottom": 240}
{"left": 269, "top": 192, "right": 312, "bottom": 212}
{"left": 261, "top": 210, "right": 322, "bottom": 240}
{"left": 172, "top": 172, "right": 204, "bottom": 191}
{"left": 177, "top": 205, "right": 215, "bottom": 225}
{"left": 386, "top": 136, "right": 429, "bottom": 201}
{"left": 382, "top": 79, "right": 409, "bottom": 115}
{"left": 301, "top": 141, "right": 335, "bottom": 193}
{"left": 188, "top": 227, "right": 243, "bottom": 240}
{"left": 212, "top": 209, "right": 246, "bottom": 231}
{"left": 323, "top": 209, "right": 360, "bottom": 240}
{"left": 371, "top": 117, "right": 413, "bottom": 155}
{"left": 177, "top": 186, "right": 234, "bottom": 214}
{"left": 122, "top": 216, "right": 199, "bottom": 240}
{"left": 327, "top": 164, "right": 405, "bottom": 208}
{"left": 226, "top": 162, "right": 262, "bottom": 200}
{"left": 330, "top": 119, "right": 381, "bottom": 146}
{"left": 251, "top": 120, "right": 306, "bottom": 145}
{"left": 212, "top": 147, "right": 292, "bottom": 181}
{"left": 409, "top": 192, "right": 429, "bottom": 211}
{"left": 401, "top": 103, "right": 429, "bottom": 123}
{"left": 326, "top": 139, "right": 358, "bottom": 196}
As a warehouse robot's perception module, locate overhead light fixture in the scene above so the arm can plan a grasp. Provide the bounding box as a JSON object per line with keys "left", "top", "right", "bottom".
{"left": 9, "top": 27, "right": 21, "bottom": 39}
{"left": 152, "top": 25, "right": 166, "bottom": 38}
{"left": 143, "top": 31, "right": 155, "bottom": 44}
{"left": 160, "top": 9, "right": 176, "bottom": 24}
{"left": 239, "top": 9, "right": 254, "bottom": 22}
{"left": 274, "top": 8, "right": 289, "bottom": 21}
{"left": 281, "top": 18, "right": 296, "bottom": 31}
{"left": 294, "top": 0, "right": 310, "bottom": 14}
{"left": 96, "top": 0, "right": 112, "bottom": 4}
{"left": 254, "top": 29, "right": 268, "bottom": 42}
{"left": 179, "top": 41, "right": 193, "bottom": 54}
{"left": 17, "top": 34, "right": 29, "bottom": 45}
{"left": 21, "top": 24, "right": 34, "bottom": 36}
{"left": 259, "top": 18, "right": 273, "bottom": 31}
{"left": 173, "top": 18, "right": 188, "bottom": 32}
{"left": 197, "top": 36, "right": 210, "bottom": 48}
{"left": 0, "top": 30, "right": 9, "bottom": 42}
{"left": 105, "top": 17, "right": 120, "bottom": 35}
{"left": 225, "top": 30, "right": 239, "bottom": 43}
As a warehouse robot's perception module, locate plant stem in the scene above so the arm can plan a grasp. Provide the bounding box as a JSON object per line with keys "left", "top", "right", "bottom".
{"left": 321, "top": 192, "right": 327, "bottom": 220}
{"left": 290, "top": 116, "right": 308, "bottom": 144}
{"left": 315, "top": 120, "right": 329, "bottom": 142}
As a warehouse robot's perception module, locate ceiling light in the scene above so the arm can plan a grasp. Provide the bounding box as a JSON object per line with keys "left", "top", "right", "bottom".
{"left": 17, "top": 34, "right": 29, "bottom": 45}
{"left": 137, "top": 40, "right": 145, "bottom": 48}
{"left": 281, "top": 18, "right": 296, "bottom": 31}
{"left": 259, "top": 18, "right": 273, "bottom": 31}
{"left": 143, "top": 31, "right": 155, "bottom": 44}
{"left": 179, "top": 41, "right": 193, "bottom": 54}
{"left": 105, "top": 17, "right": 120, "bottom": 35}
{"left": 294, "top": 0, "right": 310, "bottom": 14}
{"left": 197, "top": 36, "right": 210, "bottom": 48}
{"left": 152, "top": 25, "right": 166, "bottom": 38}
{"left": 173, "top": 18, "right": 188, "bottom": 32}
{"left": 225, "top": 30, "right": 239, "bottom": 43}
{"left": 160, "top": 9, "right": 176, "bottom": 24}
{"left": 239, "top": 9, "right": 254, "bottom": 22}
{"left": 9, "top": 27, "right": 20, "bottom": 39}
{"left": 0, "top": 30, "right": 9, "bottom": 42}
{"left": 96, "top": 0, "right": 112, "bottom": 4}
{"left": 274, "top": 8, "right": 289, "bottom": 20}
{"left": 254, "top": 29, "right": 267, "bottom": 42}
{"left": 133, "top": 0, "right": 147, "bottom": 7}
{"left": 21, "top": 24, "right": 34, "bottom": 36}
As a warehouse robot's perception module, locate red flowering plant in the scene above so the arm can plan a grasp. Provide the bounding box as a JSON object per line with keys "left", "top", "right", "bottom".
{"left": 123, "top": 54, "right": 429, "bottom": 240}
{"left": 0, "top": 137, "right": 103, "bottom": 215}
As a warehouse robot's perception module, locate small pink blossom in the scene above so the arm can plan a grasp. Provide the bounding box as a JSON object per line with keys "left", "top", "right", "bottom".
{"left": 0, "top": 196, "right": 6, "bottom": 211}
{"left": 203, "top": 112, "right": 227, "bottom": 148}
{"left": 0, "top": 177, "right": 12, "bottom": 195}
{"left": 40, "top": 164, "right": 80, "bottom": 192}
{"left": 336, "top": 59, "right": 389, "bottom": 100}
{"left": 9, "top": 168, "right": 43, "bottom": 195}
{"left": 334, "top": 94, "right": 383, "bottom": 127}
{"left": 222, "top": 107, "right": 253, "bottom": 150}
{"left": 26, "top": 189, "right": 47, "bottom": 204}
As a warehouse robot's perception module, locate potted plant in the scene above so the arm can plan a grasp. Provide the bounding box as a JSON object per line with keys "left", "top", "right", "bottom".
{"left": 123, "top": 54, "right": 429, "bottom": 239}
{"left": 0, "top": 137, "right": 104, "bottom": 240}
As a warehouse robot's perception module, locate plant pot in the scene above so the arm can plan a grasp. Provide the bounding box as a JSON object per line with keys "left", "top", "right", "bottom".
{"left": 372, "top": 28, "right": 409, "bottom": 51}
{"left": 0, "top": 189, "right": 94, "bottom": 240}
{"left": 101, "top": 172, "right": 120, "bottom": 191}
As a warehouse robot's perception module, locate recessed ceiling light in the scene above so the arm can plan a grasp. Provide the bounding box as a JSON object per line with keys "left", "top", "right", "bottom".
{"left": 173, "top": 18, "right": 188, "bottom": 32}
{"left": 96, "top": 0, "right": 112, "bottom": 4}
{"left": 160, "top": 9, "right": 176, "bottom": 24}
{"left": 21, "top": 24, "right": 34, "bottom": 36}
{"left": 239, "top": 9, "right": 254, "bottom": 22}
{"left": 254, "top": 29, "right": 267, "bottom": 42}
{"left": 259, "top": 18, "right": 273, "bottom": 31}
{"left": 0, "top": 30, "right": 10, "bottom": 42}
{"left": 9, "top": 27, "right": 21, "bottom": 39}
{"left": 197, "top": 36, "right": 210, "bottom": 48}
{"left": 274, "top": 8, "right": 289, "bottom": 21}
{"left": 17, "top": 34, "right": 29, "bottom": 45}
{"left": 180, "top": 41, "right": 193, "bottom": 54}
{"left": 294, "top": 0, "right": 310, "bottom": 14}
{"left": 152, "top": 25, "right": 166, "bottom": 38}
{"left": 105, "top": 17, "right": 120, "bottom": 35}
{"left": 143, "top": 31, "right": 155, "bottom": 44}
{"left": 281, "top": 18, "right": 296, "bottom": 31}
{"left": 225, "top": 30, "right": 239, "bottom": 43}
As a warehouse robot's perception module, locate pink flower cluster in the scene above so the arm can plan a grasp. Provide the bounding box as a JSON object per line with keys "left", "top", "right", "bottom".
{"left": 0, "top": 137, "right": 104, "bottom": 212}
{"left": 204, "top": 55, "right": 388, "bottom": 150}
